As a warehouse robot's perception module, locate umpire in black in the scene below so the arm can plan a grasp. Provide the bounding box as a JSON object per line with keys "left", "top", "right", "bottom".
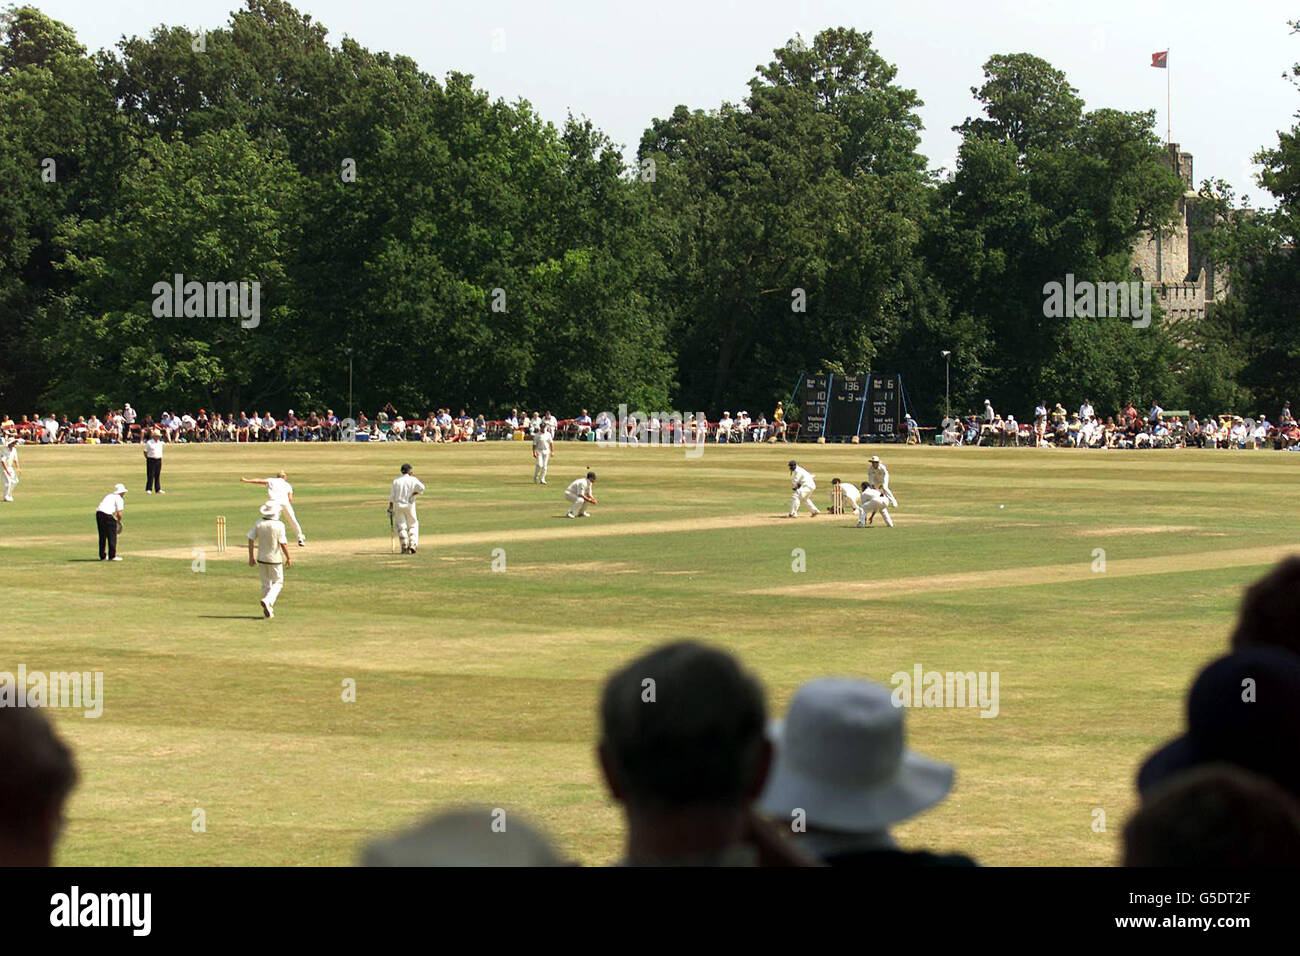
{"left": 95, "top": 483, "right": 127, "bottom": 560}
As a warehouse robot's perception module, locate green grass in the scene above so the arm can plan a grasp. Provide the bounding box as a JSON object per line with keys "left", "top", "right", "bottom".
{"left": 3, "top": 440, "right": 1297, "bottom": 866}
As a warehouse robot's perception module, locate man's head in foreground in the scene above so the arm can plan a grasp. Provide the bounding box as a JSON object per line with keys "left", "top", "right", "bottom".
{"left": 597, "top": 641, "right": 772, "bottom": 865}
{"left": 0, "top": 706, "right": 78, "bottom": 866}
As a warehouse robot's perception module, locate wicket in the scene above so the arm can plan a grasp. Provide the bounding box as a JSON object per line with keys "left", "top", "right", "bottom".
{"left": 830, "top": 485, "right": 845, "bottom": 515}
{"left": 216, "top": 515, "right": 227, "bottom": 552}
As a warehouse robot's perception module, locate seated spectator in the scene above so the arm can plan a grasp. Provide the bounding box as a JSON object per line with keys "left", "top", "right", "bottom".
{"left": 282, "top": 409, "right": 300, "bottom": 442}
{"left": 1250, "top": 416, "right": 1269, "bottom": 449}
{"left": 0, "top": 705, "right": 78, "bottom": 866}
{"left": 1123, "top": 764, "right": 1300, "bottom": 867}
{"left": 595, "top": 410, "right": 613, "bottom": 443}
{"left": 361, "top": 807, "right": 569, "bottom": 867}
{"left": 474, "top": 414, "right": 487, "bottom": 441}
{"left": 1138, "top": 646, "right": 1300, "bottom": 802}
{"left": 758, "top": 678, "right": 975, "bottom": 867}
{"left": 716, "top": 411, "right": 733, "bottom": 443}
{"left": 734, "top": 410, "right": 751, "bottom": 442}
{"left": 597, "top": 641, "right": 812, "bottom": 866}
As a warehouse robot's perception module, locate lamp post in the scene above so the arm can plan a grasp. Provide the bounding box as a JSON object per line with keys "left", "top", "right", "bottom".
{"left": 344, "top": 347, "right": 354, "bottom": 422}
{"left": 940, "top": 350, "right": 951, "bottom": 422}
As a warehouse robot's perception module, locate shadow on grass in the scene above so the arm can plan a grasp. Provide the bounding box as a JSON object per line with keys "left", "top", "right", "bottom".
{"left": 197, "top": 615, "right": 264, "bottom": 620}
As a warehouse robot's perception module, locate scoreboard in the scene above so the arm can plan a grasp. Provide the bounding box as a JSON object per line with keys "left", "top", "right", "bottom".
{"left": 867, "top": 374, "right": 901, "bottom": 440}
{"left": 799, "top": 372, "right": 900, "bottom": 441}
{"left": 799, "top": 374, "right": 830, "bottom": 441}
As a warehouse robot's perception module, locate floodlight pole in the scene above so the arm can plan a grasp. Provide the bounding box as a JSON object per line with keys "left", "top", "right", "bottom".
{"left": 345, "top": 347, "right": 354, "bottom": 421}
{"left": 941, "top": 350, "right": 952, "bottom": 421}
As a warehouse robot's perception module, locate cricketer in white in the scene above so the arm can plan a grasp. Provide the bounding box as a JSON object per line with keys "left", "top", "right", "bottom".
{"left": 389, "top": 463, "right": 426, "bottom": 554}
{"left": 247, "top": 502, "right": 290, "bottom": 619}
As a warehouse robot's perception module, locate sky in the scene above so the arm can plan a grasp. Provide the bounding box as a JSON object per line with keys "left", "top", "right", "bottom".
{"left": 33, "top": 0, "right": 1300, "bottom": 207}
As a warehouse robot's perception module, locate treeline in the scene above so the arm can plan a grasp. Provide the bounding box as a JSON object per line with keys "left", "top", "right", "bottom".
{"left": 0, "top": 1, "right": 1294, "bottom": 420}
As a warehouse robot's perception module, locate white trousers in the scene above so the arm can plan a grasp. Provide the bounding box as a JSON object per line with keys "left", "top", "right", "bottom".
{"left": 1, "top": 469, "right": 16, "bottom": 499}
{"left": 790, "top": 486, "right": 819, "bottom": 515}
{"left": 259, "top": 562, "right": 285, "bottom": 607}
{"left": 273, "top": 498, "right": 303, "bottom": 540}
{"left": 394, "top": 503, "right": 418, "bottom": 549}
{"left": 565, "top": 492, "right": 589, "bottom": 516}
{"left": 857, "top": 494, "right": 894, "bottom": 527}
{"left": 534, "top": 452, "right": 550, "bottom": 482}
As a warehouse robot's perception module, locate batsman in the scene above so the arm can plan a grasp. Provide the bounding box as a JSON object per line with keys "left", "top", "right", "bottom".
{"left": 388, "top": 463, "right": 425, "bottom": 554}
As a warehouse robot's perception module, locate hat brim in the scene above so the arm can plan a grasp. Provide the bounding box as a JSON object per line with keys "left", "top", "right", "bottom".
{"left": 1136, "top": 734, "right": 1201, "bottom": 795}
{"left": 757, "top": 720, "right": 955, "bottom": 832}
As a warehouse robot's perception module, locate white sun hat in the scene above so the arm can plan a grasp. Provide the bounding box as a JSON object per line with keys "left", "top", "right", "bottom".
{"left": 758, "top": 678, "right": 954, "bottom": 833}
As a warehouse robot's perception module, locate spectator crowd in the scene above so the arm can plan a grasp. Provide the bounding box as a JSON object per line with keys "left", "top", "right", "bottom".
{"left": 940, "top": 399, "right": 1300, "bottom": 450}
{"left": 0, "top": 402, "right": 800, "bottom": 445}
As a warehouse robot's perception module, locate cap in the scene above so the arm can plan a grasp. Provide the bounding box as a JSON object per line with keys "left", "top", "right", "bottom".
{"left": 586, "top": 471, "right": 596, "bottom": 481}
{"left": 787, "top": 460, "right": 798, "bottom": 468}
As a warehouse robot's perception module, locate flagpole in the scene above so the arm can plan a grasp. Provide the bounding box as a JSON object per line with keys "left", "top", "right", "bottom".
{"left": 1170, "top": 46, "right": 1180, "bottom": 146}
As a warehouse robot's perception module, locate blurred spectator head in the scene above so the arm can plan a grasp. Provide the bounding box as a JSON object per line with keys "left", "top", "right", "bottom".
{"left": 1124, "top": 764, "right": 1300, "bottom": 866}
{"left": 0, "top": 706, "right": 78, "bottom": 866}
{"left": 1138, "top": 646, "right": 1300, "bottom": 800}
{"left": 359, "top": 808, "right": 568, "bottom": 866}
{"left": 599, "top": 641, "right": 768, "bottom": 812}
{"left": 1230, "top": 557, "right": 1300, "bottom": 656}
{"left": 758, "top": 678, "right": 953, "bottom": 836}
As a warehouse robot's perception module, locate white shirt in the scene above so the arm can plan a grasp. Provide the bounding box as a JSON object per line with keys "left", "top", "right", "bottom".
{"left": 532, "top": 430, "right": 553, "bottom": 455}
{"left": 1079, "top": 404, "right": 1094, "bottom": 421}
{"left": 838, "top": 483, "right": 862, "bottom": 506}
{"left": 264, "top": 477, "right": 293, "bottom": 502}
{"left": 1, "top": 444, "right": 17, "bottom": 471}
{"left": 123, "top": 406, "right": 136, "bottom": 423}
{"left": 566, "top": 477, "right": 593, "bottom": 499}
{"left": 867, "top": 463, "right": 890, "bottom": 490}
{"left": 144, "top": 438, "right": 164, "bottom": 459}
{"left": 390, "top": 474, "right": 425, "bottom": 507}
{"left": 97, "top": 493, "right": 124, "bottom": 515}
{"left": 791, "top": 466, "right": 815, "bottom": 490}
{"left": 247, "top": 518, "right": 288, "bottom": 563}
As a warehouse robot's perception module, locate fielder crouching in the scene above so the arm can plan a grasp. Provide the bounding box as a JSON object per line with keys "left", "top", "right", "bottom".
{"left": 565, "top": 471, "right": 597, "bottom": 518}
{"left": 856, "top": 483, "right": 894, "bottom": 528}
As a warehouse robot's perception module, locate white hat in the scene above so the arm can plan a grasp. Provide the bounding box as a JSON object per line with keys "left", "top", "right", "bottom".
{"left": 259, "top": 502, "right": 281, "bottom": 518}
{"left": 113, "top": 483, "right": 128, "bottom": 495}
{"left": 868, "top": 455, "right": 880, "bottom": 463}
{"left": 758, "top": 678, "right": 954, "bottom": 833}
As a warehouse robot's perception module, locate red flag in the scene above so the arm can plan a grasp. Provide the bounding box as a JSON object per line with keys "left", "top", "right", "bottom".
{"left": 1151, "top": 51, "right": 1168, "bottom": 68}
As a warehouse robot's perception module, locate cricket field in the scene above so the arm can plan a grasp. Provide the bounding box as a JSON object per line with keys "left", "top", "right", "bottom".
{"left": 3, "top": 440, "right": 1296, "bottom": 866}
